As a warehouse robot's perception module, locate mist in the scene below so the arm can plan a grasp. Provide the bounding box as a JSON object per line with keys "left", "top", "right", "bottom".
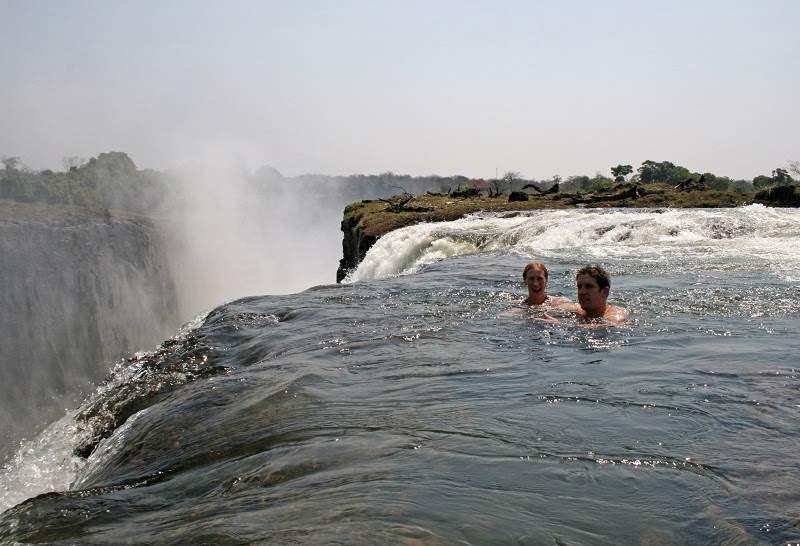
{"left": 1, "top": 143, "right": 466, "bottom": 459}
{"left": 154, "top": 156, "right": 343, "bottom": 319}
{"left": 0, "top": 197, "right": 178, "bottom": 459}
{"left": 0, "top": 150, "right": 354, "bottom": 458}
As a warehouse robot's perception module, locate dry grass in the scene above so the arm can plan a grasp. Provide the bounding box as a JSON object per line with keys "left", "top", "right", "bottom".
{"left": 345, "top": 186, "right": 754, "bottom": 238}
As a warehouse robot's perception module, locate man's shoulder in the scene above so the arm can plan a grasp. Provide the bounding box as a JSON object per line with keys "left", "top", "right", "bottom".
{"left": 605, "top": 304, "right": 630, "bottom": 323}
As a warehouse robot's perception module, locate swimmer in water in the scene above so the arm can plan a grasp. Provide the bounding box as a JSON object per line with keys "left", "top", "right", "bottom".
{"left": 556, "top": 265, "right": 629, "bottom": 325}
{"left": 521, "top": 262, "right": 570, "bottom": 306}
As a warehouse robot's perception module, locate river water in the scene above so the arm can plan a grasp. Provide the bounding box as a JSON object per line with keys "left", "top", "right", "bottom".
{"left": 1, "top": 206, "right": 799, "bottom": 544}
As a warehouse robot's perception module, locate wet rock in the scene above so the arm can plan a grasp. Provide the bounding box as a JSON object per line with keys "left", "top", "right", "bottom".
{"left": 337, "top": 207, "right": 377, "bottom": 283}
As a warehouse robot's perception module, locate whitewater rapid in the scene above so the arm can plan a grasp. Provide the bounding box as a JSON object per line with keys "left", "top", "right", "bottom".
{"left": 346, "top": 205, "right": 800, "bottom": 282}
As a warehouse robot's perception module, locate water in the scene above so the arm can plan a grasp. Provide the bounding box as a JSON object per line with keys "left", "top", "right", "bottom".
{"left": 1, "top": 206, "right": 799, "bottom": 544}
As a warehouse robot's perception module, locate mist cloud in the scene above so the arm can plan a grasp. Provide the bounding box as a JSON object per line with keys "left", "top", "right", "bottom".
{"left": 159, "top": 152, "right": 344, "bottom": 318}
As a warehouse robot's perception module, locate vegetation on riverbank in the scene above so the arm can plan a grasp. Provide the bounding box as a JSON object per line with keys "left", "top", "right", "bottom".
{"left": 3, "top": 154, "right": 798, "bottom": 216}
{"left": 341, "top": 176, "right": 800, "bottom": 238}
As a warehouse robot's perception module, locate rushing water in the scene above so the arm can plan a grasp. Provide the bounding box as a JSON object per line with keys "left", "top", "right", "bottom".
{"left": 1, "top": 206, "right": 799, "bottom": 545}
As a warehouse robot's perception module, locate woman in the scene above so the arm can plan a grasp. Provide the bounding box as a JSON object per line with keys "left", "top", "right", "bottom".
{"left": 521, "top": 262, "right": 570, "bottom": 306}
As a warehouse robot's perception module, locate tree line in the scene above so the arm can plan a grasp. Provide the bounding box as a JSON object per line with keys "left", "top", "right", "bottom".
{"left": 2, "top": 153, "right": 799, "bottom": 213}
{"left": 0, "top": 152, "right": 165, "bottom": 215}
{"left": 556, "top": 160, "right": 799, "bottom": 194}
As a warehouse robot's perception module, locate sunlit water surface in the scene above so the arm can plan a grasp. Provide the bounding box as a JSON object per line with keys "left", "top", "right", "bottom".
{"left": 1, "top": 207, "right": 799, "bottom": 545}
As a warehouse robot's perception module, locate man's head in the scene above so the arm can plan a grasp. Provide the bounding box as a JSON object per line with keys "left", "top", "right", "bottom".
{"left": 523, "top": 262, "right": 548, "bottom": 288}
{"left": 575, "top": 265, "right": 610, "bottom": 315}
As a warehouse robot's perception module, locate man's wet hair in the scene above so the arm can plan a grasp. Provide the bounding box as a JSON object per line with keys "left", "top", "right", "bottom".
{"left": 523, "top": 262, "right": 548, "bottom": 280}
{"left": 576, "top": 265, "right": 610, "bottom": 290}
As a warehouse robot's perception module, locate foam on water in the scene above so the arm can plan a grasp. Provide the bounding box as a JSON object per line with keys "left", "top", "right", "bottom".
{"left": 346, "top": 205, "right": 800, "bottom": 281}
{"left": 0, "top": 413, "right": 87, "bottom": 512}
{"left": 0, "top": 311, "right": 210, "bottom": 514}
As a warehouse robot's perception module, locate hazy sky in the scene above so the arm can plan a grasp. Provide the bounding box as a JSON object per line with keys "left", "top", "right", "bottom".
{"left": 2, "top": 0, "right": 798, "bottom": 179}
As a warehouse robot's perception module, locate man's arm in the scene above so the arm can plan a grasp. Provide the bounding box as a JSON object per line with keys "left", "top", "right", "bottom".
{"left": 551, "top": 300, "right": 580, "bottom": 312}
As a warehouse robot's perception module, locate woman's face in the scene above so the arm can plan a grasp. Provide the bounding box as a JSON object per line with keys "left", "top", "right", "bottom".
{"left": 524, "top": 268, "right": 548, "bottom": 294}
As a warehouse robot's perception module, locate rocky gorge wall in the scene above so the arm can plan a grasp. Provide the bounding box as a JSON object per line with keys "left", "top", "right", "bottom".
{"left": 0, "top": 201, "right": 179, "bottom": 458}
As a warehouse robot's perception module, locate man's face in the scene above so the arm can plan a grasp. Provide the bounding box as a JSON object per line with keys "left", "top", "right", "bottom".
{"left": 576, "top": 274, "right": 609, "bottom": 312}
{"left": 524, "top": 268, "right": 548, "bottom": 294}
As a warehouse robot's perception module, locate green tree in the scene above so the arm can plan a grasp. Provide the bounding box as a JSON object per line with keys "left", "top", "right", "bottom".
{"left": 729, "top": 179, "right": 752, "bottom": 193}
{"left": 701, "top": 172, "right": 735, "bottom": 191}
{"left": 637, "top": 160, "right": 692, "bottom": 185}
{"left": 771, "top": 168, "right": 793, "bottom": 186}
{"left": 563, "top": 174, "right": 612, "bottom": 193}
{"left": 752, "top": 175, "right": 773, "bottom": 189}
{"left": 610, "top": 164, "right": 633, "bottom": 182}
{"left": 753, "top": 167, "right": 796, "bottom": 189}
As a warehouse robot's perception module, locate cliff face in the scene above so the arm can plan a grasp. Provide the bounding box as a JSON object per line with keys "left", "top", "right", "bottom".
{"left": 0, "top": 201, "right": 178, "bottom": 456}
{"left": 336, "top": 203, "right": 378, "bottom": 283}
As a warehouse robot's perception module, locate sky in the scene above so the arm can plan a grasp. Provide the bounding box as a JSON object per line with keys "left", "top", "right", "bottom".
{"left": 1, "top": 0, "right": 798, "bottom": 180}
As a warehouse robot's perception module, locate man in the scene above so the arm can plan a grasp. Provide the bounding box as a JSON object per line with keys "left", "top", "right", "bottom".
{"left": 521, "top": 262, "right": 570, "bottom": 306}
{"left": 561, "top": 265, "right": 629, "bottom": 325}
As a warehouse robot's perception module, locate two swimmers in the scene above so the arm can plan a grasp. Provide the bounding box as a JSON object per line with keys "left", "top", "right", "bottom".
{"left": 521, "top": 262, "right": 629, "bottom": 325}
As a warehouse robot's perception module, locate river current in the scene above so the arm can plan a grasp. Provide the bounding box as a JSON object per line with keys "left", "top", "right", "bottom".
{"left": 1, "top": 206, "right": 799, "bottom": 545}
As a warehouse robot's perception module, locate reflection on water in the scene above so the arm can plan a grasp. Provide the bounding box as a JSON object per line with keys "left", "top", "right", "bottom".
{"left": 2, "top": 209, "right": 800, "bottom": 544}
